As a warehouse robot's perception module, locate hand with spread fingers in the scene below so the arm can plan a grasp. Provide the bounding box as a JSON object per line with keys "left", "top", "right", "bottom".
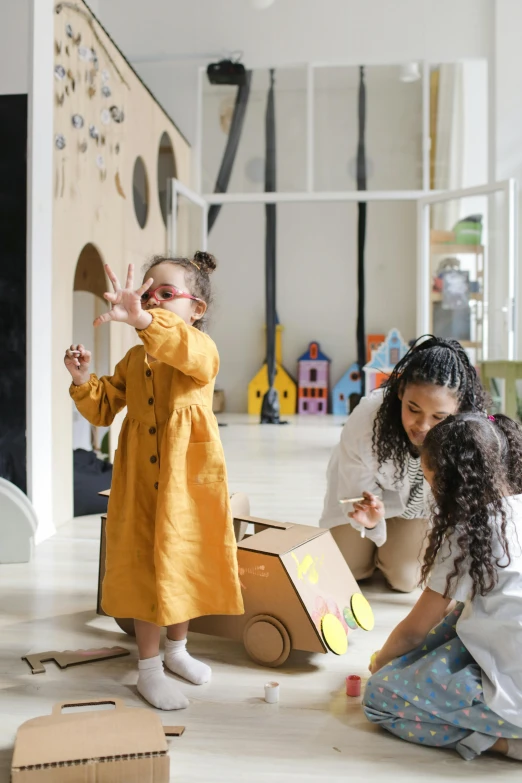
{"left": 94, "top": 263, "right": 154, "bottom": 330}
{"left": 64, "top": 343, "right": 92, "bottom": 386}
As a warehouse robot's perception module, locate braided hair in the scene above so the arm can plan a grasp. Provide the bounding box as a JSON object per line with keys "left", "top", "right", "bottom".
{"left": 372, "top": 336, "right": 488, "bottom": 480}
{"left": 420, "top": 412, "right": 518, "bottom": 599}
{"left": 142, "top": 251, "right": 216, "bottom": 331}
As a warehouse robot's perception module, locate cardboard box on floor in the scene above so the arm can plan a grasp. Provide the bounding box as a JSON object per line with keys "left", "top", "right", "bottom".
{"left": 97, "top": 491, "right": 370, "bottom": 665}
{"left": 11, "top": 699, "right": 183, "bottom": 782}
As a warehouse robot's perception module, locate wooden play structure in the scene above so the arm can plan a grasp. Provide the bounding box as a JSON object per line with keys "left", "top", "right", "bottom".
{"left": 97, "top": 493, "right": 374, "bottom": 666}
{"left": 248, "top": 325, "right": 297, "bottom": 416}
{"left": 51, "top": 1, "right": 191, "bottom": 525}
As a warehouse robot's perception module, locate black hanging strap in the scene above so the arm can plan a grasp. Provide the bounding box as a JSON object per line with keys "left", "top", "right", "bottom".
{"left": 356, "top": 66, "right": 367, "bottom": 394}
{"left": 260, "top": 69, "right": 281, "bottom": 424}
{"left": 208, "top": 71, "right": 252, "bottom": 233}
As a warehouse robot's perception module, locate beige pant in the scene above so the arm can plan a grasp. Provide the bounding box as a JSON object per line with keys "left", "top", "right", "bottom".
{"left": 330, "top": 517, "right": 429, "bottom": 593}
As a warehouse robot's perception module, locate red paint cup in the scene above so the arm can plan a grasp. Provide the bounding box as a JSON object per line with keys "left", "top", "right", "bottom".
{"left": 346, "top": 674, "right": 361, "bottom": 697}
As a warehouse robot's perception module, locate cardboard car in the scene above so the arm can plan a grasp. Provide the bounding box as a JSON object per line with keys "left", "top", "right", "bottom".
{"left": 97, "top": 493, "right": 374, "bottom": 666}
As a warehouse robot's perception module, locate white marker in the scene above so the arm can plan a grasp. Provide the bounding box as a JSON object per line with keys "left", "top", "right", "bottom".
{"left": 339, "top": 498, "right": 367, "bottom": 537}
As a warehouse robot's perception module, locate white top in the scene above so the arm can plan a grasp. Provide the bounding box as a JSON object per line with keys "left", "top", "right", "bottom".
{"left": 319, "top": 390, "right": 429, "bottom": 546}
{"left": 428, "top": 494, "right": 522, "bottom": 728}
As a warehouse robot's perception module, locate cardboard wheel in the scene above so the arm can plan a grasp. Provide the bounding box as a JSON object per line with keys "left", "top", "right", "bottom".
{"left": 115, "top": 618, "right": 135, "bottom": 636}
{"left": 243, "top": 614, "right": 291, "bottom": 667}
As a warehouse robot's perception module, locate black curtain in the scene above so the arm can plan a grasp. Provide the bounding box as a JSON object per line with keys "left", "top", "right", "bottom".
{"left": 356, "top": 66, "right": 367, "bottom": 394}
{"left": 260, "top": 69, "right": 280, "bottom": 423}
{"left": 208, "top": 71, "right": 252, "bottom": 233}
{"left": 0, "top": 95, "right": 27, "bottom": 493}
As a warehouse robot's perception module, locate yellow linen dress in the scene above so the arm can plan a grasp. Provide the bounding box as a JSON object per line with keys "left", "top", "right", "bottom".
{"left": 70, "top": 309, "right": 244, "bottom": 626}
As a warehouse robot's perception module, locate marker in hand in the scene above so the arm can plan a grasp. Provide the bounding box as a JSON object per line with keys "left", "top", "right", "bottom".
{"left": 339, "top": 497, "right": 367, "bottom": 538}
{"left": 339, "top": 492, "right": 385, "bottom": 538}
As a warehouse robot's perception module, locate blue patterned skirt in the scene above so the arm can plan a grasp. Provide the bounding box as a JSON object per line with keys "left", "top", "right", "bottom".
{"left": 363, "top": 604, "right": 522, "bottom": 760}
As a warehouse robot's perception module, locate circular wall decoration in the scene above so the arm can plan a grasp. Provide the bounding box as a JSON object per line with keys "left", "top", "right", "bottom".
{"left": 350, "top": 593, "right": 375, "bottom": 631}
{"left": 157, "top": 132, "right": 177, "bottom": 227}
{"left": 132, "top": 156, "right": 149, "bottom": 229}
{"left": 321, "top": 613, "right": 348, "bottom": 655}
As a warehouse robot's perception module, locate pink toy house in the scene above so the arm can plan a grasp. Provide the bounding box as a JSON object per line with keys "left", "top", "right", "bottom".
{"left": 298, "top": 342, "right": 331, "bottom": 415}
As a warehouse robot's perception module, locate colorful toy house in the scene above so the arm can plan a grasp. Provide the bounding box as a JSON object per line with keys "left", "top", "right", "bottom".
{"left": 332, "top": 362, "right": 362, "bottom": 416}
{"left": 298, "top": 342, "right": 331, "bottom": 415}
{"left": 364, "top": 329, "right": 409, "bottom": 392}
{"left": 248, "top": 325, "right": 297, "bottom": 416}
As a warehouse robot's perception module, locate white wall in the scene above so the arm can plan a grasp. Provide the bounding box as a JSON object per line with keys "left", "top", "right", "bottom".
{"left": 203, "top": 67, "right": 420, "bottom": 410}
{"left": 98, "top": 0, "right": 493, "bottom": 146}
{"left": 0, "top": 0, "right": 29, "bottom": 94}
{"left": 211, "top": 201, "right": 417, "bottom": 411}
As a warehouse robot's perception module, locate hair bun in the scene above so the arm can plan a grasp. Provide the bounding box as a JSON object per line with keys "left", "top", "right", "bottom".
{"left": 193, "top": 251, "right": 217, "bottom": 274}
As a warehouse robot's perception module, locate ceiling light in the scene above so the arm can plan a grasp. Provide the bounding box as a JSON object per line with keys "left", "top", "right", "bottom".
{"left": 400, "top": 62, "right": 421, "bottom": 83}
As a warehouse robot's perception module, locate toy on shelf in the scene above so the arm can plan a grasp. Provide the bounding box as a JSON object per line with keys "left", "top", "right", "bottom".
{"left": 364, "top": 328, "right": 409, "bottom": 393}
{"left": 97, "top": 493, "right": 375, "bottom": 667}
{"left": 298, "top": 342, "right": 331, "bottom": 415}
{"left": 248, "top": 324, "right": 297, "bottom": 416}
{"left": 332, "top": 362, "right": 362, "bottom": 416}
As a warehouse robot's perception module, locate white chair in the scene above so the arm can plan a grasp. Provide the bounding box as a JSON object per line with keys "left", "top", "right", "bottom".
{"left": 0, "top": 478, "right": 37, "bottom": 563}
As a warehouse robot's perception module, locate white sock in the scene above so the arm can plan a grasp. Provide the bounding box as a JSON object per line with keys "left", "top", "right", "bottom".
{"left": 137, "top": 655, "right": 189, "bottom": 711}
{"left": 164, "top": 638, "right": 211, "bottom": 685}
{"left": 507, "top": 740, "right": 522, "bottom": 761}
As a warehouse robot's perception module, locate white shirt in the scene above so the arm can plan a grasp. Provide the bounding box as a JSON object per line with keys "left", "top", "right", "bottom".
{"left": 319, "top": 390, "right": 429, "bottom": 546}
{"left": 428, "top": 494, "right": 522, "bottom": 728}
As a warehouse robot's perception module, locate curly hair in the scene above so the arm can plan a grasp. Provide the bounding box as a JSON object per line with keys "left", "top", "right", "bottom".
{"left": 420, "top": 412, "right": 515, "bottom": 599}
{"left": 372, "top": 336, "right": 488, "bottom": 481}
{"left": 493, "top": 414, "right": 522, "bottom": 494}
{"left": 142, "top": 251, "right": 217, "bottom": 332}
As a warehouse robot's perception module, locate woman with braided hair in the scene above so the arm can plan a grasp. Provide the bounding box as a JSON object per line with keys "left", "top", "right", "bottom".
{"left": 320, "top": 336, "right": 488, "bottom": 592}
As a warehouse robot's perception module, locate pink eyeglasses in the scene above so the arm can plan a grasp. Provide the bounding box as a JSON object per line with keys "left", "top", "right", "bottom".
{"left": 141, "top": 284, "right": 202, "bottom": 305}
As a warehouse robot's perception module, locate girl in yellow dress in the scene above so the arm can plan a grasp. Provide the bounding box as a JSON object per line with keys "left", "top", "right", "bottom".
{"left": 65, "top": 252, "right": 244, "bottom": 710}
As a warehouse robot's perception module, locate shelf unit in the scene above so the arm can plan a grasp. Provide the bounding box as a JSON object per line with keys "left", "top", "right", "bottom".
{"left": 429, "top": 242, "right": 485, "bottom": 363}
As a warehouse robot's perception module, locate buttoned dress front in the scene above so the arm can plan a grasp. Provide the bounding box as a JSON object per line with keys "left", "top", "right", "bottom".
{"left": 70, "top": 309, "right": 244, "bottom": 626}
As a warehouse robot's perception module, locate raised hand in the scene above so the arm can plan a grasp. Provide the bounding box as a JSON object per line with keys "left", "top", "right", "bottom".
{"left": 64, "top": 344, "right": 92, "bottom": 386}
{"left": 94, "top": 264, "right": 153, "bottom": 329}
{"left": 348, "top": 492, "right": 385, "bottom": 529}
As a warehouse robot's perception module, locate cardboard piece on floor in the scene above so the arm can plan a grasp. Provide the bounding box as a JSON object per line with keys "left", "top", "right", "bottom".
{"left": 22, "top": 646, "right": 130, "bottom": 675}
{"left": 11, "top": 699, "right": 171, "bottom": 782}
{"left": 163, "top": 725, "right": 185, "bottom": 737}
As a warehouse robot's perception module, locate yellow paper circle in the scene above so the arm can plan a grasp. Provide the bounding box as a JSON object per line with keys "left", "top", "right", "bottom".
{"left": 351, "top": 592, "right": 375, "bottom": 631}
{"left": 321, "top": 613, "right": 348, "bottom": 655}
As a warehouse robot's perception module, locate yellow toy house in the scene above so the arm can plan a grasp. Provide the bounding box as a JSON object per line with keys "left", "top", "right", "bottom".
{"left": 248, "top": 325, "right": 297, "bottom": 415}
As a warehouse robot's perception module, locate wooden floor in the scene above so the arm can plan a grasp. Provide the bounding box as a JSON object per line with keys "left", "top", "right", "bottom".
{"left": 0, "top": 414, "right": 519, "bottom": 781}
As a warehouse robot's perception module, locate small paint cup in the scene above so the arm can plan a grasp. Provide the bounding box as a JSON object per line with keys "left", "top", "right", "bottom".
{"left": 346, "top": 674, "right": 361, "bottom": 697}
{"left": 264, "top": 681, "right": 280, "bottom": 703}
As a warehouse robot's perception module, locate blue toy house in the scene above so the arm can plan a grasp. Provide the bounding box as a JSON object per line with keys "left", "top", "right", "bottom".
{"left": 332, "top": 362, "right": 362, "bottom": 416}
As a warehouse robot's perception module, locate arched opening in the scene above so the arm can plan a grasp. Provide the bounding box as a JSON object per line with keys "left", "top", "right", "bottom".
{"left": 157, "top": 132, "right": 177, "bottom": 227}
{"left": 133, "top": 156, "right": 149, "bottom": 229}
{"left": 72, "top": 243, "right": 112, "bottom": 516}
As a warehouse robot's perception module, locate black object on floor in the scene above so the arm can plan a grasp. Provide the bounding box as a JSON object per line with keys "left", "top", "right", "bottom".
{"left": 73, "top": 449, "right": 112, "bottom": 516}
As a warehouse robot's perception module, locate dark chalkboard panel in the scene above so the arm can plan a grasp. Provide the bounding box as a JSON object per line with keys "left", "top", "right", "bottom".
{"left": 0, "top": 94, "right": 27, "bottom": 493}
